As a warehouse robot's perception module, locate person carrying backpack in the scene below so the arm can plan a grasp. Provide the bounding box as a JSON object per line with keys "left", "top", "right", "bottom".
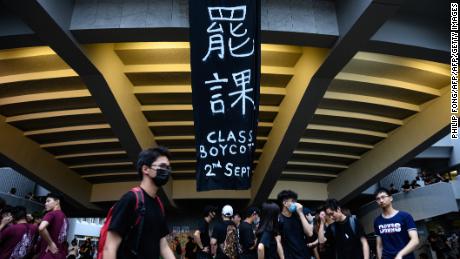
{"left": 318, "top": 199, "right": 369, "bottom": 259}
{"left": 211, "top": 205, "right": 239, "bottom": 259}
{"left": 100, "top": 146, "right": 175, "bottom": 259}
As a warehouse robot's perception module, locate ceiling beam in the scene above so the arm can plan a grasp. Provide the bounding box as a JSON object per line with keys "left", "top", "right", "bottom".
{"left": 55, "top": 151, "right": 126, "bottom": 159}
{"left": 40, "top": 138, "right": 119, "bottom": 148}
{"left": 282, "top": 171, "right": 339, "bottom": 178}
{"left": 287, "top": 161, "right": 348, "bottom": 169}
{"left": 315, "top": 108, "right": 404, "bottom": 126}
{"left": 68, "top": 162, "right": 133, "bottom": 170}
{"left": 5, "top": 108, "right": 101, "bottom": 123}
{"left": 249, "top": 0, "right": 404, "bottom": 206}
{"left": 0, "top": 69, "right": 76, "bottom": 84}
{"left": 133, "top": 85, "right": 286, "bottom": 96}
{"left": 327, "top": 91, "right": 451, "bottom": 203}
{"left": 307, "top": 124, "right": 388, "bottom": 138}
{"left": 24, "top": 124, "right": 111, "bottom": 136}
{"left": 335, "top": 72, "right": 441, "bottom": 97}
{"left": 141, "top": 104, "right": 279, "bottom": 113}
{"left": 3, "top": 0, "right": 174, "bottom": 207}
{"left": 0, "top": 115, "right": 98, "bottom": 210}
{"left": 124, "top": 64, "right": 294, "bottom": 76}
{"left": 0, "top": 89, "right": 91, "bottom": 106}
{"left": 268, "top": 181, "right": 328, "bottom": 201}
{"left": 293, "top": 150, "right": 361, "bottom": 160}
{"left": 148, "top": 121, "right": 273, "bottom": 128}
{"left": 83, "top": 43, "right": 178, "bottom": 206}
{"left": 352, "top": 52, "right": 449, "bottom": 77}
{"left": 300, "top": 138, "right": 374, "bottom": 149}
{"left": 323, "top": 91, "right": 420, "bottom": 112}
{"left": 249, "top": 48, "right": 329, "bottom": 205}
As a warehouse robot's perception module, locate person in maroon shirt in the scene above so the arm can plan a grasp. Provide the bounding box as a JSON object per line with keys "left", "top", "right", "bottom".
{"left": 0, "top": 206, "right": 38, "bottom": 259}
{"left": 38, "top": 193, "right": 68, "bottom": 259}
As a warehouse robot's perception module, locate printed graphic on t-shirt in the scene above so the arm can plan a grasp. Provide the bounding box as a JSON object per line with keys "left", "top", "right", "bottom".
{"left": 58, "top": 219, "right": 68, "bottom": 244}
{"left": 378, "top": 223, "right": 402, "bottom": 234}
{"left": 10, "top": 231, "right": 33, "bottom": 259}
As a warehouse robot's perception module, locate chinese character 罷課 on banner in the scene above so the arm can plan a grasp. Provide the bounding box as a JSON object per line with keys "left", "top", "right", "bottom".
{"left": 189, "top": 1, "right": 261, "bottom": 191}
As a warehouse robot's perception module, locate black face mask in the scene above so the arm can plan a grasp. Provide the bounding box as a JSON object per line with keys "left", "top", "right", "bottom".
{"left": 153, "top": 167, "right": 171, "bottom": 187}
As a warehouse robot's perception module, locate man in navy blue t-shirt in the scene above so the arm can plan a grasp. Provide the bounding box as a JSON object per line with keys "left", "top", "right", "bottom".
{"left": 374, "top": 188, "right": 419, "bottom": 259}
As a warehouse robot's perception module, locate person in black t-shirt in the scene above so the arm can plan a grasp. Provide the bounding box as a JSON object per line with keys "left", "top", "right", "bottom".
{"left": 194, "top": 205, "right": 217, "bottom": 259}
{"left": 103, "top": 147, "right": 175, "bottom": 259}
{"left": 239, "top": 207, "right": 260, "bottom": 259}
{"left": 256, "top": 202, "right": 284, "bottom": 259}
{"left": 232, "top": 213, "right": 242, "bottom": 229}
{"left": 185, "top": 236, "right": 197, "bottom": 259}
{"left": 174, "top": 236, "right": 183, "bottom": 259}
{"left": 277, "top": 190, "right": 314, "bottom": 259}
{"left": 211, "top": 205, "right": 236, "bottom": 259}
{"left": 410, "top": 180, "right": 421, "bottom": 189}
{"left": 318, "top": 199, "right": 369, "bottom": 259}
{"left": 401, "top": 180, "right": 411, "bottom": 192}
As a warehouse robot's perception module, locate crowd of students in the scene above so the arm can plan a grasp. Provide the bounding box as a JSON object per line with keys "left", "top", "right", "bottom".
{"left": 0, "top": 146, "right": 431, "bottom": 259}
{"left": 186, "top": 187, "right": 420, "bottom": 259}
{"left": 0, "top": 193, "right": 67, "bottom": 259}
{"left": 387, "top": 171, "right": 453, "bottom": 195}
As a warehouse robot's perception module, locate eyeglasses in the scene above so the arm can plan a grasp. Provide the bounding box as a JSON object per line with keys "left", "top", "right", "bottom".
{"left": 375, "top": 195, "right": 390, "bottom": 202}
{"left": 150, "top": 163, "right": 172, "bottom": 171}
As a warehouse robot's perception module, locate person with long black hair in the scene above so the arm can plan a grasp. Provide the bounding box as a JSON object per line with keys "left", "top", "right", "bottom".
{"left": 256, "top": 202, "right": 284, "bottom": 259}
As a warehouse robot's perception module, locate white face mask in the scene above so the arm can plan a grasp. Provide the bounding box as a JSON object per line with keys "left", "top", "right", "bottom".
{"left": 254, "top": 216, "right": 260, "bottom": 225}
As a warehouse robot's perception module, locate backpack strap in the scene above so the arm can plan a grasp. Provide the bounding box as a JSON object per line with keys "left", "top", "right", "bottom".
{"left": 130, "top": 187, "right": 146, "bottom": 256}
{"left": 349, "top": 215, "right": 357, "bottom": 235}
{"left": 129, "top": 187, "right": 165, "bottom": 256}
{"left": 131, "top": 187, "right": 145, "bottom": 225}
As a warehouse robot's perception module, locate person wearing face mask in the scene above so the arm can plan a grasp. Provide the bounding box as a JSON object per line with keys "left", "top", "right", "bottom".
{"left": 194, "top": 206, "right": 218, "bottom": 259}
{"left": 239, "top": 207, "right": 260, "bottom": 259}
{"left": 102, "top": 147, "right": 175, "bottom": 259}
{"left": 276, "top": 190, "right": 313, "bottom": 259}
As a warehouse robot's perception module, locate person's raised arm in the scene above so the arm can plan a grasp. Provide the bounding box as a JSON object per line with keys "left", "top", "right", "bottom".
{"left": 295, "top": 203, "right": 313, "bottom": 237}
{"left": 318, "top": 214, "right": 327, "bottom": 244}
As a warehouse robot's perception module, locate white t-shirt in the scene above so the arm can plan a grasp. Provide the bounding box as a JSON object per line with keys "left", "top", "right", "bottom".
{"left": 68, "top": 245, "right": 78, "bottom": 256}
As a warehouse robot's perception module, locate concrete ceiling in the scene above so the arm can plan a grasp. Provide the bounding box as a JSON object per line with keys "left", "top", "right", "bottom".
{"left": 0, "top": 0, "right": 451, "bottom": 213}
